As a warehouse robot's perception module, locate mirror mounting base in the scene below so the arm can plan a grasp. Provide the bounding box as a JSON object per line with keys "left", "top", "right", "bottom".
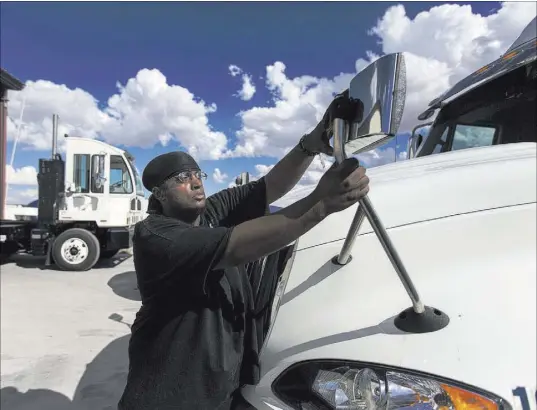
{"left": 394, "top": 305, "right": 450, "bottom": 334}
{"left": 331, "top": 254, "right": 352, "bottom": 265}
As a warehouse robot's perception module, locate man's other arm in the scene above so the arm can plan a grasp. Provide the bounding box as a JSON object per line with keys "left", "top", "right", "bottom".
{"left": 263, "top": 145, "right": 315, "bottom": 205}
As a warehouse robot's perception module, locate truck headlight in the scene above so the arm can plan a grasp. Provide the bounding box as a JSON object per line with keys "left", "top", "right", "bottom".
{"left": 273, "top": 361, "right": 509, "bottom": 410}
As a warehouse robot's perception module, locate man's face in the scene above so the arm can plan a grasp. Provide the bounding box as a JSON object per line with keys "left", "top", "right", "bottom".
{"left": 159, "top": 170, "right": 207, "bottom": 216}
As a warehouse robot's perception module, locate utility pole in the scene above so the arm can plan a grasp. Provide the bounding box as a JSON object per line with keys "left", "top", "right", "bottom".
{"left": 0, "top": 69, "right": 25, "bottom": 219}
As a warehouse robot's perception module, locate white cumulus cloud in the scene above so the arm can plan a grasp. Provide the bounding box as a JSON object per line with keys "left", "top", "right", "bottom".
{"left": 6, "top": 69, "right": 229, "bottom": 160}
{"left": 237, "top": 75, "right": 256, "bottom": 101}
{"left": 5, "top": 2, "right": 534, "bottom": 206}
{"left": 226, "top": 2, "right": 535, "bottom": 205}
{"left": 228, "top": 64, "right": 257, "bottom": 101}
{"left": 6, "top": 165, "right": 38, "bottom": 185}
{"left": 212, "top": 168, "right": 228, "bottom": 184}
{"left": 230, "top": 2, "right": 534, "bottom": 160}
{"left": 6, "top": 187, "right": 38, "bottom": 205}
{"left": 228, "top": 65, "right": 242, "bottom": 77}
{"left": 369, "top": 1, "right": 535, "bottom": 131}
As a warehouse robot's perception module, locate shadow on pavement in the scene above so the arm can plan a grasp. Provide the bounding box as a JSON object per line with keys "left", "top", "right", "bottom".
{"left": 3, "top": 254, "right": 51, "bottom": 270}
{"left": 3, "top": 251, "right": 132, "bottom": 271}
{"left": 93, "top": 252, "right": 133, "bottom": 270}
{"left": 1, "top": 262, "right": 136, "bottom": 408}
{"left": 0, "top": 387, "right": 73, "bottom": 410}
{"left": 0, "top": 334, "right": 130, "bottom": 410}
{"left": 107, "top": 271, "right": 141, "bottom": 301}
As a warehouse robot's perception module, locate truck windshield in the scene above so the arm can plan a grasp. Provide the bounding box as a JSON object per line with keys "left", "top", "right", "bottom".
{"left": 420, "top": 61, "right": 536, "bottom": 156}
{"left": 128, "top": 159, "right": 145, "bottom": 197}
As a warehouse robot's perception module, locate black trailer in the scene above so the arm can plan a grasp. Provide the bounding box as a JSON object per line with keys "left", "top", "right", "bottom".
{"left": 0, "top": 68, "right": 30, "bottom": 262}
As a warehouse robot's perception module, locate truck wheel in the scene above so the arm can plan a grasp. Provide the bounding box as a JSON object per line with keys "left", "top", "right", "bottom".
{"left": 100, "top": 249, "right": 120, "bottom": 259}
{"left": 52, "top": 228, "right": 101, "bottom": 271}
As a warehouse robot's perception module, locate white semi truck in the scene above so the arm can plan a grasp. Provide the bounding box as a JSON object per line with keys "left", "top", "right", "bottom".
{"left": 237, "top": 20, "right": 536, "bottom": 410}
{"left": 0, "top": 114, "right": 147, "bottom": 271}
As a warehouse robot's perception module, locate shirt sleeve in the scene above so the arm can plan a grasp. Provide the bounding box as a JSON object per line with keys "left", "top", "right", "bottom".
{"left": 206, "top": 177, "right": 269, "bottom": 227}
{"left": 135, "top": 216, "right": 233, "bottom": 299}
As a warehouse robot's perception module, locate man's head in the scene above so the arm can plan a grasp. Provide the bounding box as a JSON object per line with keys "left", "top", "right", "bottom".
{"left": 142, "top": 151, "right": 207, "bottom": 223}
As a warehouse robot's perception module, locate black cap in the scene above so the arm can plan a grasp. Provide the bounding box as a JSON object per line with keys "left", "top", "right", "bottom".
{"left": 142, "top": 151, "right": 200, "bottom": 191}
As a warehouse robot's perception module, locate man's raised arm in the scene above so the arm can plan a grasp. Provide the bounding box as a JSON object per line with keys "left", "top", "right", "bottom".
{"left": 216, "top": 159, "right": 369, "bottom": 270}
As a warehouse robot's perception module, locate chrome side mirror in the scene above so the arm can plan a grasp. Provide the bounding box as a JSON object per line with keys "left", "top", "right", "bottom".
{"left": 408, "top": 122, "right": 433, "bottom": 159}
{"left": 327, "top": 53, "right": 449, "bottom": 332}
{"left": 331, "top": 53, "right": 407, "bottom": 162}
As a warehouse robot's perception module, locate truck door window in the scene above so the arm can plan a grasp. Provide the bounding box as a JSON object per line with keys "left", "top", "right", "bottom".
{"left": 73, "top": 154, "right": 90, "bottom": 193}
{"left": 109, "top": 155, "right": 133, "bottom": 194}
{"left": 451, "top": 124, "right": 496, "bottom": 151}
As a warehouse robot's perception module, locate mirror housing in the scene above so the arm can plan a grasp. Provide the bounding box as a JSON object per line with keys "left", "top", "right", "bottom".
{"left": 334, "top": 53, "right": 406, "bottom": 159}
{"left": 408, "top": 122, "right": 433, "bottom": 159}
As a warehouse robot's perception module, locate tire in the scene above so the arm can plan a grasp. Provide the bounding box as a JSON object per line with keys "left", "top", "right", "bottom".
{"left": 52, "top": 228, "right": 101, "bottom": 271}
{"left": 100, "top": 249, "right": 120, "bottom": 259}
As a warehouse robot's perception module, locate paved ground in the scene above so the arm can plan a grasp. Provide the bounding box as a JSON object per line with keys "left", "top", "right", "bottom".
{"left": 1, "top": 251, "right": 140, "bottom": 410}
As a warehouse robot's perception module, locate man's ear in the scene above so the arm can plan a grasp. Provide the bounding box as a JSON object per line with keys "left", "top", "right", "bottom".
{"left": 152, "top": 186, "right": 166, "bottom": 202}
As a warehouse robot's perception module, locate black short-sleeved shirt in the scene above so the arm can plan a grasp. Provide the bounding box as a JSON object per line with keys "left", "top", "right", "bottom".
{"left": 118, "top": 178, "right": 268, "bottom": 410}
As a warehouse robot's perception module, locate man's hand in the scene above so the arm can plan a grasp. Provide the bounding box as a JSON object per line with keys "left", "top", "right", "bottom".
{"left": 312, "top": 158, "right": 370, "bottom": 215}
{"left": 301, "top": 89, "right": 363, "bottom": 157}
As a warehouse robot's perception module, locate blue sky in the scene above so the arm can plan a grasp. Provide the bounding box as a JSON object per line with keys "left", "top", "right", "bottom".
{"left": 1, "top": 1, "right": 521, "bottom": 202}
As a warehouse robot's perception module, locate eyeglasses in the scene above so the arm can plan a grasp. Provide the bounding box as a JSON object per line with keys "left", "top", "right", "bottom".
{"left": 168, "top": 170, "right": 207, "bottom": 184}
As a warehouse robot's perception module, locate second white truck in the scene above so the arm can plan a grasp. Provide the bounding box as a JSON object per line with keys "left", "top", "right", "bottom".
{"left": 1, "top": 115, "right": 147, "bottom": 270}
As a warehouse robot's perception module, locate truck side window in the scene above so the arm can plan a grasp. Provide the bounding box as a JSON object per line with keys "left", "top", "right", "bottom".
{"left": 73, "top": 154, "right": 90, "bottom": 193}
{"left": 451, "top": 124, "right": 496, "bottom": 151}
{"left": 109, "top": 155, "right": 133, "bottom": 194}
{"left": 91, "top": 155, "right": 105, "bottom": 194}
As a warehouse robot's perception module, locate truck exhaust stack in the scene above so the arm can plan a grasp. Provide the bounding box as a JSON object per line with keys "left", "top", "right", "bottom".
{"left": 51, "top": 114, "right": 59, "bottom": 158}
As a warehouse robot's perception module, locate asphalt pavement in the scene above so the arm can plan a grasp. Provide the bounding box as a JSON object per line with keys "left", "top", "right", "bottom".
{"left": 0, "top": 251, "right": 140, "bottom": 410}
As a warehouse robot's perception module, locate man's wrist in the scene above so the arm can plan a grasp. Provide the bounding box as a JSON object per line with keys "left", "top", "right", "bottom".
{"left": 297, "top": 134, "right": 318, "bottom": 156}
{"left": 302, "top": 189, "right": 327, "bottom": 220}
{"left": 309, "top": 200, "right": 328, "bottom": 222}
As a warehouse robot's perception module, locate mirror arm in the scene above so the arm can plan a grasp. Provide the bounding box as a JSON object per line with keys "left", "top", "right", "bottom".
{"left": 332, "top": 118, "right": 348, "bottom": 164}
{"left": 360, "top": 196, "right": 424, "bottom": 313}
{"left": 332, "top": 118, "right": 425, "bottom": 315}
{"left": 329, "top": 53, "right": 449, "bottom": 332}
{"left": 333, "top": 118, "right": 366, "bottom": 265}
{"left": 334, "top": 205, "right": 365, "bottom": 265}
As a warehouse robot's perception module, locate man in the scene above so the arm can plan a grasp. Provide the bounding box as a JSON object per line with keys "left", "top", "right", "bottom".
{"left": 118, "top": 101, "right": 370, "bottom": 410}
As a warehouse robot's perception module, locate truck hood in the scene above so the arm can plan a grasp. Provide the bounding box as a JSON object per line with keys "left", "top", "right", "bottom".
{"left": 246, "top": 143, "right": 537, "bottom": 407}
{"left": 276, "top": 143, "right": 537, "bottom": 250}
